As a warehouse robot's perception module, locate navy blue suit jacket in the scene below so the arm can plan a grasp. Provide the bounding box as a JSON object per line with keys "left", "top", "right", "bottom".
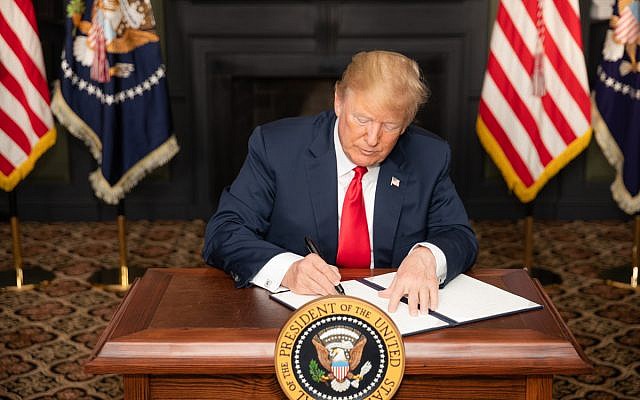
{"left": 203, "top": 111, "right": 477, "bottom": 287}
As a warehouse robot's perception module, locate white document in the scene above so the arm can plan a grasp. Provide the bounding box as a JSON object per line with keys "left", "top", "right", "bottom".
{"left": 434, "top": 274, "right": 542, "bottom": 323}
{"left": 270, "top": 279, "right": 449, "bottom": 336}
{"left": 364, "top": 272, "right": 542, "bottom": 324}
{"left": 271, "top": 272, "right": 542, "bottom": 336}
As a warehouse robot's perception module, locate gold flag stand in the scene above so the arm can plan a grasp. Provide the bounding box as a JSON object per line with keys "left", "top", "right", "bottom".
{"left": 1, "top": 191, "right": 54, "bottom": 290}
{"left": 599, "top": 215, "right": 639, "bottom": 290}
{"left": 88, "top": 200, "right": 144, "bottom": 290}
{"left": 523, "top": 203, "right": 562, "bottom": 286}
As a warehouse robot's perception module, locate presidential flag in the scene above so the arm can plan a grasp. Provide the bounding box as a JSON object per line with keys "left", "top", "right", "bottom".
{"left": 52, "top": 0, "right": 179, "bottom": 204}
{"left": 593, "top": 0, "right": 640, "bottom": 214}
{"left": 0, "top": 0, "right": 56, "bottom": 192}
{"left": 476, "top": 0, "right": 592, "bottom": 203}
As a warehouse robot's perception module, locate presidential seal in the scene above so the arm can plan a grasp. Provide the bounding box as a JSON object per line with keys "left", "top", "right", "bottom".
{"left": 275, "top": 296, "right": 404, "bottom": 400}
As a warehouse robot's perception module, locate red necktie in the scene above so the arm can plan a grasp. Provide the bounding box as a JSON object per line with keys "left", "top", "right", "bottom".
{"left": 336, "top": 166, "right": 371, "bottom": 268}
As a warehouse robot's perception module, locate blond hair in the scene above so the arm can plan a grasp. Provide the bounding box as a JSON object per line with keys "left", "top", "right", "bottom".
{"left": 335, "top": 51, "right": 429, "bottom": 123}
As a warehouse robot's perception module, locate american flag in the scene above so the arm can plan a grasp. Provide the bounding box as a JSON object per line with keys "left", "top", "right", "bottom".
{"left": 0, "top": 0, "right": 56, "bottom": 192}
{"left": 476, "top": 0, "right": 591, "bottom": 203}
{"left": 614, "top": 2, "right": 640, "bottom": 44}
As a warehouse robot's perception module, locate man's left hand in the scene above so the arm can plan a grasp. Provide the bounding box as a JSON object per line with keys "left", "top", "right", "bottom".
{"left": 378, "top": 247, "right": 439, "bottom": 316}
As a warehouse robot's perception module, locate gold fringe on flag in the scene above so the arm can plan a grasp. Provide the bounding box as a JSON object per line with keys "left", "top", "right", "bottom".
{"left": 0, "top": 128, "right": 56, "bottom": 192}
{"left": 51, "top": 81, "right": 179, "bottom": 205}
{"left": 476, "top": 116, "right": 592, "bottom": 203}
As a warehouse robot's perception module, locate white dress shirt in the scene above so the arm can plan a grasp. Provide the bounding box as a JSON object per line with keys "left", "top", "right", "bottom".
{"left": 251, "top": 120, "right": 447, "bottom": 292}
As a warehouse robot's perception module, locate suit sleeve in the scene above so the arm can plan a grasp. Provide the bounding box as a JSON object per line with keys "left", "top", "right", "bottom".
{"left": 425, "top": 144, "right": 478, "bottom": 285}
{"left": 202, "top": 126, "right": 289, "bottom": 287}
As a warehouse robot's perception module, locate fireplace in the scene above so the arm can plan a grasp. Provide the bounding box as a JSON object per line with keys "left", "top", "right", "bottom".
{"left": 164, "top": 0, "right": 490, "bottom": 217}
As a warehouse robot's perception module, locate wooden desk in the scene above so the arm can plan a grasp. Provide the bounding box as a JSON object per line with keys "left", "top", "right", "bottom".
{"left": 86, "top": 268, "right": 590, "bottom": 399}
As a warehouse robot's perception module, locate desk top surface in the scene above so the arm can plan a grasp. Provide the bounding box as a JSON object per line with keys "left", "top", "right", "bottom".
{"left": 86, "top": 267, "right": 591, "bottom": 376}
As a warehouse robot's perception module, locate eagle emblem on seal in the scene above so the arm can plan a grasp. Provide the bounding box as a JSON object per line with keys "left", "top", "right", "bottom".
{"left": 310, "top": 325, "right": 372, "bottom": 392}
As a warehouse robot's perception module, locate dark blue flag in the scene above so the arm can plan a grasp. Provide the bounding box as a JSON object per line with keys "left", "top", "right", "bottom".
{"left": 52, "top": 0, "right": 178, "bottom": 204}
{"left": 593, "top": 1, "right": 640, "bottom": 214}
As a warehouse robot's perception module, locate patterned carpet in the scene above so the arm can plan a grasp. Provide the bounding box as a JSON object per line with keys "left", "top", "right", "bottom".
{"left": 0, "top": 220, "right": 639, "bottom": 399}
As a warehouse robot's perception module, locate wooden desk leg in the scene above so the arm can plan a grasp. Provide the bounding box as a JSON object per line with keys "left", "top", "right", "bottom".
{"left": 526, "top": 376, "right": 552, "bottom": 400}
{"left": 124, "top": 375, "right": 149, "bottom": 400}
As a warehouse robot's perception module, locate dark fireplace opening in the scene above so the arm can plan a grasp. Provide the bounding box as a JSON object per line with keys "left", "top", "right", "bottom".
{"left": 213, "top": 77, "right": 338, "bottom": 199}
{"left": 211, "top": 58, "right": 444, "bottom": 204}
{"left": 232, "top": 78, "right": 336, "bottom": 155}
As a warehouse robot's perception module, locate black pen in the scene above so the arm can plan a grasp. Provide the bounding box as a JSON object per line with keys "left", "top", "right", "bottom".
{"left": 304, "top": 236, "right": 345, "bottom": 295}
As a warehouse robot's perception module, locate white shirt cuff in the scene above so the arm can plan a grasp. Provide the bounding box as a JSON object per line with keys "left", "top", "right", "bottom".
{"left": 250, "top": 252, "right": 303, "bottom": 293}
{"left": 409, "top": 242, "right": 448, "bottom": 284}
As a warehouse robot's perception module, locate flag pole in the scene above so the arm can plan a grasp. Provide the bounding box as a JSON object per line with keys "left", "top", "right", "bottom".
{"left": 600, "top": 214, "right": 639, "bottom": 290}
{"left": 523, "top": 201, "right": 562, "bottom": 285}
{"left": 117, "top": 200, "right": 129, "bottom": 288}
{"left": 1, "top": 191, "right": 54, "bottom": 290}
{"left": 523, "top": 205, "right": 534, "bottom": 270}
{"left": 9, "top": 191, "right": 24, "bottom": 288}
{"left": 88, "top": 198, "right": 144, "bottom": 290}
{"left": 633, "top": 215, "right": 639, "bottom": 288}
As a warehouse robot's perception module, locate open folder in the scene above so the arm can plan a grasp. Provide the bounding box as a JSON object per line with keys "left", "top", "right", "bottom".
{"left": 270, "top": 272, "right": 542, "bottom": 336}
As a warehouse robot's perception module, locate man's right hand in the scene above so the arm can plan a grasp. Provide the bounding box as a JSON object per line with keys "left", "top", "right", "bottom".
{"left": 281, "top": 254, "right": 342, "bottom": 295}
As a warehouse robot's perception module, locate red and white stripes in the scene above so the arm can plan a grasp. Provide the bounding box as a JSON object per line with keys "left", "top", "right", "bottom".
{"left": 0, "top": 0, "right": 55, "bottom": 191}
{"left": 615, "top": 4, "right": 640, "bottom": 43}
{"left": 89, "top": 9, "right": 110, "bottom": 83}
{"left": 477, "top": 0, "right": 591, "bottom": 202}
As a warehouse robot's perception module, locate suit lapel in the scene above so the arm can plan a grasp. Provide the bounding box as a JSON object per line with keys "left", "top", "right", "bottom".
{"left": 373, "top": 147, "right": 406, "bottom": 267}
{"left": 305, "top": 118, "right": 339, "bottom": 264}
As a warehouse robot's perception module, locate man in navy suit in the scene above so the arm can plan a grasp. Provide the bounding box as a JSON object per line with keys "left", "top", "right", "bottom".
{"left": 203, "top": 51, "right": 477, "bottom": 316}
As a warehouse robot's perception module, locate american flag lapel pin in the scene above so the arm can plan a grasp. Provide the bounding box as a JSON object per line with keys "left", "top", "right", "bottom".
{"left": 391, "top": 176, "right": 400, "bottom": 187}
